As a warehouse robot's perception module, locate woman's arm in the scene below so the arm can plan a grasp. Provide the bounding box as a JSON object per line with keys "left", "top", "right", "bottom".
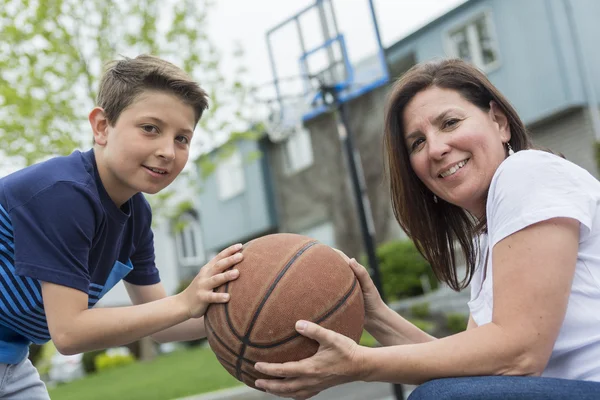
{"left": 345, "top": 256, "right": 436, "bottom": 346}
{"left": 363, "top": 302, "right": 436, "bottom": 346}
{"left": 254, "top": 217, "right": 579, "bottom": 396}
{"left": 362, "top": 217, "right": 579, "bottom": 384}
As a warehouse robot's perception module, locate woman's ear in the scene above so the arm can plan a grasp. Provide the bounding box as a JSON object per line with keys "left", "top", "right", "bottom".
{"left": 89, "top": 107, "right": 109, "bottom": 146}
{"left": 489, "top": 100, "right": 511, "bottom": 143}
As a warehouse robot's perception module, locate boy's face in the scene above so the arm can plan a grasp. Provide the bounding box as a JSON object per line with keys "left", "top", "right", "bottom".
{"left": 91, "top": 90, "right": 195, "bottom": 206}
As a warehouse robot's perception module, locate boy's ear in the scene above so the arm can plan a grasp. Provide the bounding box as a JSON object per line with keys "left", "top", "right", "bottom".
{"left": 89, "top": 107, "right": 109, "bottom": 146}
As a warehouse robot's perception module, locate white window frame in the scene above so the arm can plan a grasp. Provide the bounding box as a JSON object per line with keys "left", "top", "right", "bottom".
{"left": 283, "top": 124, "right": 314, "bottom": 175}
{"left": 174, "top": 213, "right": 206, "bottom": 267}
{"left": 216, "top": 150, "right": 246, "bottom": 200}
{"left": 444, "top": 10, "right": 501, "bottom": 73}
{"left": 298, "top": 221, "right": 336, "bottom": 248}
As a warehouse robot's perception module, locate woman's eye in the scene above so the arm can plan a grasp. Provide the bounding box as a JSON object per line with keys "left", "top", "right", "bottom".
{"left": 443, "top": 118, "right": 459, "bottom": 129}
{"left": 410, "top": 137, "right": 425, "bottom": 152}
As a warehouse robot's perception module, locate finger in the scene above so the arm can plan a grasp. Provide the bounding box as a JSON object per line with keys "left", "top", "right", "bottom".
{"left": 349, "top": 258, "right": 376, "bottom": 290}
{"left": 255, "top": 377, "right": 306, "bottom": 394}
{"left": 254, "top": 360, "right": 306, "bottom": 378}
{"left": 208, "top": 269, "right": 239, "bottom": 288}
{"left": 332, "top": 248, "right": 350, "bottom": 263}
{"left": 294, "top": 390, "right": 320, "bottom": 400}
{"left": 212, "top": 252, "right": 243, "bottom": 273}
{"left": 295, "top": 320, "right": 336, "bottom": 344}
{"left": 204, "top": 291, "right": 230, "bottom": 303}
{"left": 214, "top": 243, "right": 243, "bottom": 261}
{"left": 256, "top": 378, "right": 319, "bottom": 399}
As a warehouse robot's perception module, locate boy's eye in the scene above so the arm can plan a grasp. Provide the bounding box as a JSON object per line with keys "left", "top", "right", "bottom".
{"left": 176, "top": 136, "right": 190, "bottom": 145}
{"left": 142, "top": 125, "right": 158, "bottom": 133}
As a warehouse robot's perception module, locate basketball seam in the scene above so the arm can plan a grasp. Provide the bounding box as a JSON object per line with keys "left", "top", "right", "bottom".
{"left": 205, "top": 315, "right": 257, "bottom": 365}
{"left": 234, "top": 240, "right": 318, "bottom": 381}
{"left": 246, "top": 276, "right": 359, "bottom": 349}
{"left": 214, "top": 354, "right": 259, "bottom": 381}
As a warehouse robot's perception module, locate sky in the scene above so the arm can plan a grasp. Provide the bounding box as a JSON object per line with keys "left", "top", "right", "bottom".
{"left": 208, "top": 0, "right": 466, "bottom": 90}
{"left": 0, "top": 0, "right": 467, "bottom": 176}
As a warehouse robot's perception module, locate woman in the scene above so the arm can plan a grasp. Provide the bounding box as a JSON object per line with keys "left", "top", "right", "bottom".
{"left": 253, "top": 59, "right": 600, "bottom": 399}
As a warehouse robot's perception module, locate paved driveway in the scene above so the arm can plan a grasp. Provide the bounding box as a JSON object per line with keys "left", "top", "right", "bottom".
{"left": 180, "top": 381, "right": 415, "bottom": 400}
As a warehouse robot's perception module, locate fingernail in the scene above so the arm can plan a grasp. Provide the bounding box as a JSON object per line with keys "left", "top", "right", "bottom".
{"left": 231, "top": 269, "right": 239, "bottom": 276}
{"left": 255, "top": 380, "right": 263, "bottom": 388}
{"left": 222, "top": 293, "right": 230, "bottom": 301}
{"left": 296, "top": 320, "right": 307, "bottom": 331}
{"left": 235, "top": 253, "right": 243, "bottom": 260}
{"left": 235, "top": 243, "right": 243, "bottom": 250}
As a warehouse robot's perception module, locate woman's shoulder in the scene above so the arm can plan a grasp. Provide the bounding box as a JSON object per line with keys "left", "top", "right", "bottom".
{"left": 491, "top": 149, "right": 597, "bottom": 189}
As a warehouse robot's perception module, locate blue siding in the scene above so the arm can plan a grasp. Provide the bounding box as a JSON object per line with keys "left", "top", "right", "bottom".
{"left": 568, "top": 0, "right": 600, "bottom": 101}
{"left": 198, "top": 139, "right": 277, "bottom": 254}
{"left": 387, "top": 0, "right": 600, "bottom": 125}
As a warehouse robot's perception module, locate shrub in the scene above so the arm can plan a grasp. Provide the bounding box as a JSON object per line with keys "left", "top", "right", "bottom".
{"left": 28, "top": 343, "right": 43, "bottom": 365}
{"left": 364, "top": 240, "right": 438, "bottom": 300}
{"left": 410, "top": 302, "right": 431, "bottom": 319}
{"left": 407, "top": 318, "right": 436, "bottom": 334}
{"left": 82, "top": 350, "right": 105, "bottom": 374}
{"left": 446, "top": 313, "right": 468, "bottom": 333}
{"left": 359, "top": 330, "right": 378, "bottom": 347}
{"left": 94, "top": 348, "right": 135, "bottom": 372}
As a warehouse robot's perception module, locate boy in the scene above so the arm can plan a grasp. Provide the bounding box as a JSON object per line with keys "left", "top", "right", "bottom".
{"left": 0, "top": 54, "right": 242, "bottom": 398}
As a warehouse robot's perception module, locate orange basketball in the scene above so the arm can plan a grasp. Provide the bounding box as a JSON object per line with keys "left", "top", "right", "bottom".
{"left": 204, "top": 233, "right": 365, "bottom": 389}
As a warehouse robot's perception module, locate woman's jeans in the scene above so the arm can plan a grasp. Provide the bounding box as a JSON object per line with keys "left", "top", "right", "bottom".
{"left": 408, "top": 376, "right": 600, "bottom": 400}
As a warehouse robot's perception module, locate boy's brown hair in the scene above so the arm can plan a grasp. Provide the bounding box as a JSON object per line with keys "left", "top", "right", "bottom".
{"left": 97, "top": 54, "right": 209, "bottom": 126}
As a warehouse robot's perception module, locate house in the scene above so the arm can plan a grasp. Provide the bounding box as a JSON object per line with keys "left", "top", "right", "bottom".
{"left": 100, "top": 136, "right": 278, "bottom": 303}
{"left": 109, "top": 0, "right": 600, "bottom": 298}
{"left": 264, "top": 0, "right": 600, "bottom": 257}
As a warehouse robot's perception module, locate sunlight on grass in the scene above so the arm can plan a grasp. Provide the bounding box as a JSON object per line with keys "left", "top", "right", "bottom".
{"left": 49, "top": 346, "right": 242, "bottom": 400}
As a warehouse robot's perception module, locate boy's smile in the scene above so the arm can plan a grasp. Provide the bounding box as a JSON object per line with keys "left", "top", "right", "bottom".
{"left": 90, "top": 90, "right": 196, "bottom": 206}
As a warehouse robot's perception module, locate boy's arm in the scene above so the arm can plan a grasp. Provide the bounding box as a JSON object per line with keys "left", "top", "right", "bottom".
{"left": 43, "top": 244, "right": 242, "bottom": 355}
{"left": 124, "top": 281, "right": 207, "bottom": 343}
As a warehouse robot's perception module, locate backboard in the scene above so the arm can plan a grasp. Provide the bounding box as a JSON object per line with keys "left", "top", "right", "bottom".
{"left": 265, "top": 0, "right": 389, "bottom": 133}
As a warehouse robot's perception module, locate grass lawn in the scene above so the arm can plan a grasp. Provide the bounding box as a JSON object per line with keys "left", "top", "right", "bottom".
{"left": 49, "top": 346, "right": 242, "bottom": 400}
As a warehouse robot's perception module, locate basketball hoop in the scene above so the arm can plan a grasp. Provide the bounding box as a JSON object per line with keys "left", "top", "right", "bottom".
{"left": 263, "top": 97, "right": 309, "bottom": 143}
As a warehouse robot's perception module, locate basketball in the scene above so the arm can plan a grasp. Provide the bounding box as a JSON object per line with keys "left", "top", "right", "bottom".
{"left": 204, "top": 233, "right": 365, "bottom": 389}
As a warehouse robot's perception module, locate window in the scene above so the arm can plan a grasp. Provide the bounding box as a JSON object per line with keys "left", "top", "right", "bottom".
{"left": 284, "top": 125, "right": 314, "bottom": 174}
{"left": 174, "top": 212, "right": 205, "bottom": 267}
{"left": 217, "top": 150, "right": 245, "bottom": 200}
{"left": 299, "top": 221, "right": 336, "bottom": 248}
{"left": 446, "top": 11, "right": 500, "bottom": 71}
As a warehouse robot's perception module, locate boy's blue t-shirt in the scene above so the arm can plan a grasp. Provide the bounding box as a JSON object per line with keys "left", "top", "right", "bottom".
{"left": 0, "top": 149, "right": 160, "bottom": 363}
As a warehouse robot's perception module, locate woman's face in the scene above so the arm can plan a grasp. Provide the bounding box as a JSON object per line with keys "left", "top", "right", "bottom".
{"left": 403, "top": 86, "right": 511, "bottom": 217}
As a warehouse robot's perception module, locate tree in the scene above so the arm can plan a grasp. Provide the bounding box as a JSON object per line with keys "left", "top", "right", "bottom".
{"left": 0, "top": 0, "right": 260, "bottom": 171}
{"left": 0, "top": 0, "right": 262, "bottom": 361}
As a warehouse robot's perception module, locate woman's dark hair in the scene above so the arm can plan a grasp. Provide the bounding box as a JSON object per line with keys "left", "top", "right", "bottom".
{"left": 384, "top": 58, "right": 533, "bottom": 290}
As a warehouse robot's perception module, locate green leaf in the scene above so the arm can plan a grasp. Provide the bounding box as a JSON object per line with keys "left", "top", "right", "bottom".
{"left": 1, "top": 0, "right": 261, "bottom": 220}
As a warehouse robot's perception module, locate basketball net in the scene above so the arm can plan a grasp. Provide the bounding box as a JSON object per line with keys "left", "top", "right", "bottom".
{"left": 264, "top": 97, "right": 311, "bottom": 143}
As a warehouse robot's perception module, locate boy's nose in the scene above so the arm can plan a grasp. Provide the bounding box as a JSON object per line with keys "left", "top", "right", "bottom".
{"left": 156, "top": 140, "right": 175, "bottom": 161}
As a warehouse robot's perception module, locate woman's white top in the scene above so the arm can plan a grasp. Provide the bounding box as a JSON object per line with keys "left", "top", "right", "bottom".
{"left": 468, "top": 150, "right": 600, "bottom": 381}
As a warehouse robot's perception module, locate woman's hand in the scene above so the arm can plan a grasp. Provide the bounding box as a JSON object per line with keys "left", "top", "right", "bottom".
{"left": 347, "top": 258, "right": 387, "bottom": 330}
{"left": 254, "top": 320, "right": 367, "bottom": 400}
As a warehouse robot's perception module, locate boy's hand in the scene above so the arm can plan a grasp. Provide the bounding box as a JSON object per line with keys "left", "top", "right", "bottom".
{"left": 178, "top": 243, "right": 244, "bottom": 319}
